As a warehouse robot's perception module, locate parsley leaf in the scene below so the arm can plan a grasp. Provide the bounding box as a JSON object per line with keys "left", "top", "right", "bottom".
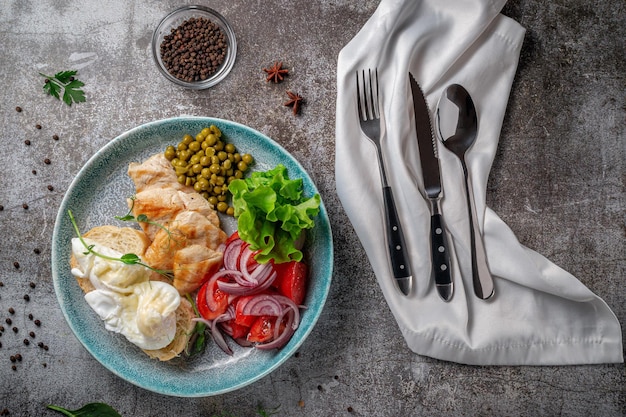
{"left": 40, "top": 70, "right": 86, "bottom": 106}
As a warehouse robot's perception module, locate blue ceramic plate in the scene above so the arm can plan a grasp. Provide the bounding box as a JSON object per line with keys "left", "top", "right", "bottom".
{"left": 51, "top": 117, "right": 333, "bottom": 397}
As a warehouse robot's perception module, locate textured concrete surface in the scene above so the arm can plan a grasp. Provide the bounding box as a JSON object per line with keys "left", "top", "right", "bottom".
{"left": 0, "top": 0, "right": 624, "bottom": 416}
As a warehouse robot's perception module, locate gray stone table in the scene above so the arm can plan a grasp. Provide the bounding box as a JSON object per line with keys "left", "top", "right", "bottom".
{"left": 0, "top": 1, "right": 623, "bottom": 416}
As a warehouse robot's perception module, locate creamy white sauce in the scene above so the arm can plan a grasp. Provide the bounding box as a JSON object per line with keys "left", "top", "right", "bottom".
{"left": 71, "top": 238, "right": 180, "bottom": 350}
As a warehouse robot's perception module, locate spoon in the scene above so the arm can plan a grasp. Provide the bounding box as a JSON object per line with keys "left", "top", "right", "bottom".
{"left": 436, "top": 84, "right": 494, "bottom": 300}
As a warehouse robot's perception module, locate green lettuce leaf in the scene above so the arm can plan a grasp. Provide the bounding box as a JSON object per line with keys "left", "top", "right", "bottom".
{"left": 229, "top": 164, "right": 320, "bottom": 264}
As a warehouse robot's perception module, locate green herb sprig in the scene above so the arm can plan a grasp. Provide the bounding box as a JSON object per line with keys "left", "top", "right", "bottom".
{"left": 67, "top": 209, "right": 172, "bottom": 279}
{"left": 40, "top": 70, "right": 86, "bottom": 106}
{"left": 47, "top": 402, "right": 121, "bottom": 417}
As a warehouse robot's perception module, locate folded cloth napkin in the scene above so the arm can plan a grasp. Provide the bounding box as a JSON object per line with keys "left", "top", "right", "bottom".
{"left": 335, "top": 0, "right": 623, "bottom": 365}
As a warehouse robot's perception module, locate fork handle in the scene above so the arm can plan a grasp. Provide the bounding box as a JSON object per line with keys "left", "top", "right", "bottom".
{"left": 382, "top": 186, "right": 413, "bottom": 295}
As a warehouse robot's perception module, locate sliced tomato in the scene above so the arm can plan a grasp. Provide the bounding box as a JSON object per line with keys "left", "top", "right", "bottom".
{"left": 235, "top": 294, "right": 265, "bottom": 327}
{"left": 247, "top": 315, "right": 285, "bottom": 343}
{"left": 224, "top": 319, "right": 250, "bottom": 339}
{"left": 196, "top": 277, "right": 229, "bottom": 321}
{"left": 272, "top": 261, "right": 308, "bottom": 305}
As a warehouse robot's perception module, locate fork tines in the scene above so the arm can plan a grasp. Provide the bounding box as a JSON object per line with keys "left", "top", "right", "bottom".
{"left": 356, "top": 68, "right": 379, "bottom": 121}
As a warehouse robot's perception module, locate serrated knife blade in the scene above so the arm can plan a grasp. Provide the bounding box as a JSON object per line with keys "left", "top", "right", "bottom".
{"left": 409, "top": 73, "right": 453, "bottom": 302}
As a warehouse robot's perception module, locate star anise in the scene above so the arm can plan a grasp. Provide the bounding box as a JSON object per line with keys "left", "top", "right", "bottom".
{"left": 284, "top": 91, "right": 304, "bottom": 115}
{"left": 263, "top": 61, "right": 289, "bottom": 83}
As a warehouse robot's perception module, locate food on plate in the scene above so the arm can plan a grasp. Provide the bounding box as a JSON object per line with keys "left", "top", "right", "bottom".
{"left": 163, "top": 125, "right": 254, "bottom": 215}
{"left": 127, "top": 153, "right": 227, "bottom": 295}
{"left": 69, "top": 223, "right": 196, "bottom": 361}
{"left": 229, "top": 164, "right": 320, "bottom": 264}
{"left": 195, "top": 232, "right": 308, "bottom": 353}
{"left": 69, "top": 225, "right": 151, "bottom": 293}
{"left": 67, "top": 130, "right": 320, "bottom": 360}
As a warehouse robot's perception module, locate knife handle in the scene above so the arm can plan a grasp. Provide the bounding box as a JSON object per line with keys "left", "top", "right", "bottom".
{"left": 382, "top": 186, "right": 412, "bottom": 294}
{"left": 430, "top": 211, "right": 453, "bottom": 302}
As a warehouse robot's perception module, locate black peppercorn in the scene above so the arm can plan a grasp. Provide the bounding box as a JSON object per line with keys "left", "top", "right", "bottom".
{"left": 23, "top": 339, "right": 29, "bottom": 346}
{"left": 16, "top": 106, "right": 22, "bottom": 112}
{"left": 44, "top": 158, "right": 51, "bottom": 165}
{"left": 52, "top": 134, "right": 59, "bottom": 140}
{"left": 47, "top": 185, "right": 54, "bottom": 191}
{"left": 34, "top": 319, "right": 41, "bottom": 326}
{"left": 13, "top": 262, "right": 19, "bottom": 269}
{"left": 12, "top": 327, "right": 18, "bottom": 333}
{"left": 32, "top": 170, "right": 37, "bottom": 175}
{"left": 22, "top": 203, "right": 28, "bottom": 209}
{"left": 28, "top": 314, "right": 33, "bottom": 320}
{"left": 33, "top": 248, "right": 41, "bottom": 255}
{"left": 29, "top": 282, "right": 36, "bottom": 288}
{"left": 23, "top": 294, "right": 30, "bottom": 302}
{"left": 24, "top": 140, "right": 31, "bottom": 145}
{"left": 29, "top": 331, "right": 35, "bottom": 338}
{"left": 35, "top": 124, "right": 41, "bottom": 129}
{"left": 5, "top": 318, "right": 11, "bottom": 325}
{"left": 8, "top": 307, "right": 14, "bottom": 314}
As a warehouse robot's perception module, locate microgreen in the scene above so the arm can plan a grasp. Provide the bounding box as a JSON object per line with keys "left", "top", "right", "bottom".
{"left": 39, "top": 70, "right": 86, "bottom": 106}
{"left": 67, "top": 209, "right": 173, "bottom": 279}
{"left": 184, "top": 293, "right": 207, "bottom": 356}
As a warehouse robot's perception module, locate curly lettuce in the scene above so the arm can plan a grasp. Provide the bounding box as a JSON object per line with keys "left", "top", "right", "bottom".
{"left": 229, "top": 164, "right": 321, "bottom": 264}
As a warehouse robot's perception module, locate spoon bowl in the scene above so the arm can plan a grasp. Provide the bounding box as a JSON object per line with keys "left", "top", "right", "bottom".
{"left": 436, "top": 84, "right": 494, "bottom": 300}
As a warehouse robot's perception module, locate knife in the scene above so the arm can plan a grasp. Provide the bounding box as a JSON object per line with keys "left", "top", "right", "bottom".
{"left": 409, "top": 73, "right": 453, "bottom": 302}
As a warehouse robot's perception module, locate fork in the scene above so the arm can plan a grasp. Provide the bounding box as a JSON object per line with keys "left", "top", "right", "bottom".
{"left": 356, "top": 68, "right": 413, "bottom": 295}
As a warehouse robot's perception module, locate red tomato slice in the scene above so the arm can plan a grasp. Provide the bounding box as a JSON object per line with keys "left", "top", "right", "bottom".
{"left": 225, "top": 319, "right": 250, "bottom": 339}
{"left": 247, "top": 315, "right": 286, "bottom": 343}
{"left": 234, "top": 295, "right": 257, "bottom": 327}
{"left": 196, "top": 278, "right": 229, "bottom": 320}
{"left": 272, "top": 261, "right": 308, "bottom": 305}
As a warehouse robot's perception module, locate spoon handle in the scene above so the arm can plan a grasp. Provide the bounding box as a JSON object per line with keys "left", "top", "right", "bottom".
{"left": 463, "top": 163, "right": 495, "bottom": 299}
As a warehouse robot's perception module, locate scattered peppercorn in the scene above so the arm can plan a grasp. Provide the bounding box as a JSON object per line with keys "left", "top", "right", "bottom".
{"left": 29, "top": 282, "right": 36, "bottom": 288}
{"left": 15, "top": 354, "right": 22, "bottom": 361}
{"left": 23, "top": 294, "right": 30, "bottom": 302}
{"left": 8, "top": 307, "right": 15, "bottom": 314}
{"left": 0, "top": 205, "right": 3, "bottom": 211}
{"left": 13, "top": 262, "right": 19, "bottom": 269}
{"left": 0, "top": 325, "right": 4, "bottom": 331}
{"left": 43, "top": 344, "right": 48, "bottom": 351}
{"left": 29, "top": 331, "right": 35, "bottom": 338}
{"left": 47, "top": 185, "right": 54, "bottom": 191}
{"left": 12, "top": 327, "right": 18, "bottom": 333}
{"left": 34, "top": 319, "right": 41, "bottom": 326}
{"left": 0, "top": 342, "right": 2, "bottom": 348}
{"left": 43, "top": 363, "right": 47, "bottom": 367}
{"left": 32, "top": 170, "right": 37, "bottom": 175}
{"left": 10, "top": 355, "right": 16, "bottom": 363}
{"left": 35, "top": 124, "right": 42, "bottom": 129}
{"left": 16, "top": 106, "right": 22, "bottom": 112}
{"left": 33, "top": 248, "right": 41, "bottom": 255}
{"left": 0, "top": 282, "right": 3, "bottom": 286}
{"left": 160, "top": 16, "right": 228, "bottom": 83}
{"left": 52, "top": 134, "right": 59, "bottom": 140}
{"left": 24, "top": 140, "right": 31, "bottom": 146}
{"left": 23, "top": 339, "right": 29, "bottom": 346}
{"left": 11, "top": 365, "right": 16, "bottom": 371}
{"left": 22, "top": 203, "right": 28, "bottom": 209}
{"left": 38, "top": 342, "right": 43, "bottom": 348}
{"left": 347, "top": 407, "right": 354, "bottom": 412}
{"left": 5, "top": 318, "right": 11, "bottom": 325}
{"left": 28, "top": 314, "right": 33, "bottom": 320}
{"left": 44, "top": 158, "right": 51, "bottom": 165}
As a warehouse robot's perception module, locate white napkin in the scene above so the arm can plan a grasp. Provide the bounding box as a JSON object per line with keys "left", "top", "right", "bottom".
{"left": 335, "top": 0, "right": 623, "bottom": 365}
